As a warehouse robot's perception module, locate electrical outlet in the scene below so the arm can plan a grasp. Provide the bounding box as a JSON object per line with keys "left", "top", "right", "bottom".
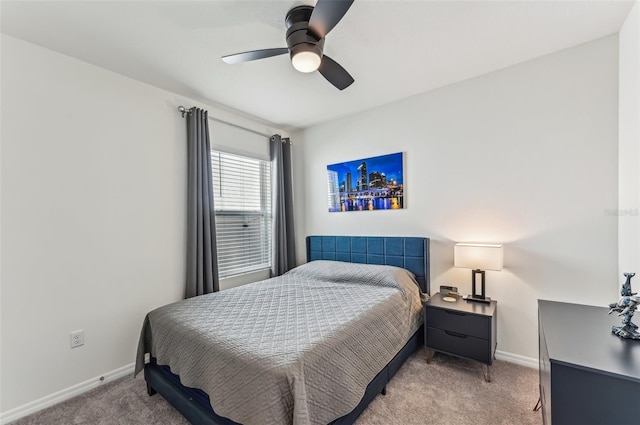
{"left": 70, "top": 330, "right": 84, "bottom": 348}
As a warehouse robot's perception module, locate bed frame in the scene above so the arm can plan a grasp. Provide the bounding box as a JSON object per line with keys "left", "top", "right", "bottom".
{"left": 144, "top": 236, "right": 430, "bottom": 425}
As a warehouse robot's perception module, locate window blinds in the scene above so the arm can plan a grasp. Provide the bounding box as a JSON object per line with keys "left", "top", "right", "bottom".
{"left": 211, "top": 150, "right": 272, "bottom": 278}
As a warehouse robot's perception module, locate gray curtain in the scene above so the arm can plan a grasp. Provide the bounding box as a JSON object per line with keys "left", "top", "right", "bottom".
{"left": 185, "top": 107, "right": 219, "bottom": 298}
{"left": 271, "top": 135, "right": 296, "bottom": 276}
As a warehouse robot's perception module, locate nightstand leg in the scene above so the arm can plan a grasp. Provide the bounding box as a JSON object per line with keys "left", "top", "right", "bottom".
{"left": 426, "top": 349, "right": 435, "bottom": 364}
{"left": 483, "top": 365, "right": 492, "bottom": 382}
{"left": 533, "top": 396, "right": 542, "bottom": 411}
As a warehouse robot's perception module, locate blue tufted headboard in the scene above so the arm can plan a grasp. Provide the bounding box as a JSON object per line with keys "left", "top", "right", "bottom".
{"left": 306, "top": 236, "right": 430, "bottom": 294}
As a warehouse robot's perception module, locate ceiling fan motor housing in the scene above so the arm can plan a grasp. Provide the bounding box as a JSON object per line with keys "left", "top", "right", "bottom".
{"left": 285, "top": 5, "right": 324, "bottom": 60}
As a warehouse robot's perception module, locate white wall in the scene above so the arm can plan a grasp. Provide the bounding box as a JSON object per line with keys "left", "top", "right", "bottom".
{"left": 0, "top": 34, "right": 279, "bottom": 418}
{"left": 618, "top": 2, "right": 640, "bottom": 277}
{"left": 294, "top": 35, "right": 620, "bottom": 361}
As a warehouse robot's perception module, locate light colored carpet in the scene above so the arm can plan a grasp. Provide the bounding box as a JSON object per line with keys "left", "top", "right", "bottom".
{"left": 11, "top": 348, "right": 541, "bottom": 425}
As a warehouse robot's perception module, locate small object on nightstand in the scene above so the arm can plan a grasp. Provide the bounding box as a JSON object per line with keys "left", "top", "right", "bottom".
{"left": 440, "top": 285, "right": 458, "bottom": 294}
{"left": 439, "top": 286, "right": 459, "bottom": 302}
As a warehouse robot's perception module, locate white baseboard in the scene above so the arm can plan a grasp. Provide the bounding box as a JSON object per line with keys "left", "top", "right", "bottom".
{"left": 495, "top": 350, "right": 539, "bottom": 369}
{"left": 0, "top": 362, "right": 135, "bottom": 425}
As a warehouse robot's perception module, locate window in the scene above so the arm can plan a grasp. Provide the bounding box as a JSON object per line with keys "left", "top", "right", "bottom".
{"left": 211, "top": 150, "right": 271, "bottom": 278}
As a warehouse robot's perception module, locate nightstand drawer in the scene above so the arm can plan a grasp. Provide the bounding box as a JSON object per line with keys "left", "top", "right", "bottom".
{"left": 426, "top": 306, "right": 489, "bottom": 339}
{"left": 426, "top": 327, "right": 491, "bottom": 364}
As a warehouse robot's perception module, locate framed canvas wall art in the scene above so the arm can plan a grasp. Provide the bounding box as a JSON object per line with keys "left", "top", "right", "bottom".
{"left": 327, "top": 152, "right": 404, "bottom": 212}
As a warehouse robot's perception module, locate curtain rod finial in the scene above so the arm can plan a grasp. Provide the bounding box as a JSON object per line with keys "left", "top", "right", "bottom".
{"left": 178, "top": 106, "right": 190, "bottom": 118}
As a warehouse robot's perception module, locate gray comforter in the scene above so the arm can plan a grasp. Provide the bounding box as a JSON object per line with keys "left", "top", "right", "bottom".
{"left": 135, "top": 261, "right": 423, "bottom": 425}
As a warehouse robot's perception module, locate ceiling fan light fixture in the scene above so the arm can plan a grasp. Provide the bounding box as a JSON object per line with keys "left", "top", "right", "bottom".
{"left": 291, "top": 49, "right": 322, "bottom": 73}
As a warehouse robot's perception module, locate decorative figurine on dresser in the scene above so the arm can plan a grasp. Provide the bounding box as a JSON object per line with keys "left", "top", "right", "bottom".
{"left": 608, "top": 272, "right": 640, "bottom": 340}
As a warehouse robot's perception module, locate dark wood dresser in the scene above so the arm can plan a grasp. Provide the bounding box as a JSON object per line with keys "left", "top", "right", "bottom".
{"left": 538, "top": 300, "right": 640, "bottom": 425}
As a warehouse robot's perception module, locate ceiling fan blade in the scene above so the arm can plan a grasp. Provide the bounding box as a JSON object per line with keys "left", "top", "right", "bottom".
{"left": 318, "top": 55, "right": 354, "bottom": 90}
{"left": 307, "top": 0, "right": 354, "bottom": 39}
{"left": 222, "top": 48, "right": 288, "bottom": 64}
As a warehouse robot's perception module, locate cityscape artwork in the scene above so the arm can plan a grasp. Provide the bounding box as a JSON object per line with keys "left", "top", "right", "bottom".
{"left": 327, "top": 152, "right": 404, "bottom": 212}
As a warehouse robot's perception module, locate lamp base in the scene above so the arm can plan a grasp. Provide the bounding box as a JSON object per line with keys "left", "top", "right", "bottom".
{"left": 467, "top": 295, "right": 491, "bottom": 304}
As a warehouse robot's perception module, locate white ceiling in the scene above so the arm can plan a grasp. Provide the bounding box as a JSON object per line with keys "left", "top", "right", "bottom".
{"left": 1, "top": 0, "right": 634, "bottom": 130}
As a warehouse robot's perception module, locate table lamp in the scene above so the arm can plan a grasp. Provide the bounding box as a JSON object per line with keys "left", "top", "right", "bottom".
{"left": 454, "top": 243, "right": 503, "bottom": 303}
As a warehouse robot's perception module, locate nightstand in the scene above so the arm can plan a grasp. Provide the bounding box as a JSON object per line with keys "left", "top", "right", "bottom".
{"left": 424, "top": 293, "right": 497, "bottom": 381}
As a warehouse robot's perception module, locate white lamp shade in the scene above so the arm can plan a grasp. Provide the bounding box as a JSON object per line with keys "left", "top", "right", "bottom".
{"left": 454, "top": 243, "right": 503, "bottom": 271}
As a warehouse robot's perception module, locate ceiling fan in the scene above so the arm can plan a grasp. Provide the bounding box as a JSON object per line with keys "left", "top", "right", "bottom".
{"left": 222, "top": 0, "right": 355, "bottom": 90}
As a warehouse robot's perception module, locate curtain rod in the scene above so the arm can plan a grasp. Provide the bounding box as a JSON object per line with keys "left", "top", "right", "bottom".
{"left": 178, "top": 106, "right": 273, "bottom": 139}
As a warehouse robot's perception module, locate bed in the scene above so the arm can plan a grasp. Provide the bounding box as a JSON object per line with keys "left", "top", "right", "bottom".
{"left": 135, "top": 235, "right": 430, "bottom": 425}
